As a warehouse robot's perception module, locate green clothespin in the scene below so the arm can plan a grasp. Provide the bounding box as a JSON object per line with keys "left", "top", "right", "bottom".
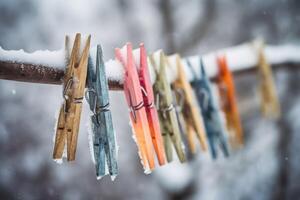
{"left": 149, "top": 50, "right": 186, "bottom": 163}
{"left": 86, "top": 45, "right": 118, "bottom": 180}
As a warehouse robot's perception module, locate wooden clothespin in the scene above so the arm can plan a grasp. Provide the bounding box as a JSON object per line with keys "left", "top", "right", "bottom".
{"left": 171, "top": 88, "right": 191, "bottom": 159}
{"left": 115, "top": 43, "right": 155, "bottom": 173}
{"left": 53, "top": 33, "right": 91, "bottom": 161}
{"left": 186, "top": 58, "right": 229, "bottom": 158}
{"left": 168, "top": 54, "right": 207, "bottom": 154}
{"left": 216, "top": 54, "right": 243, "bottom": 147}
{"left": 149, "top": 50, "right": 186, "bottom": 163}
{"left": 253, "top": 39, "right": 281, "bottom": 119}
{"left": 135, "top": 43, "right": 167, "bottom": 166}
{"left": 86, "top": 45, "right": 118, "bottom": 179}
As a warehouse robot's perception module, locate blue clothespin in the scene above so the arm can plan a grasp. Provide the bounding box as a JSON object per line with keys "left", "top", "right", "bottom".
{"left": 86, "top": 45, "right": 118, "bottom": 179}
{"left": 186, "top": 58, "right": 229, "bottom": 159}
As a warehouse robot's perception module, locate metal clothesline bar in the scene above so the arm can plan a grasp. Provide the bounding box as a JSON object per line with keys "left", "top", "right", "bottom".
{"left": 1, "top": 41, "right": 300, "bottom": 89}
{"left": 0, "top": 61, "right": 299, "bottom": 90}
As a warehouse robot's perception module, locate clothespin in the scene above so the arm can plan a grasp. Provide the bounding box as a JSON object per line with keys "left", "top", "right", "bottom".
{"left": 149, "top": 50, "right": 186, "bottom": 163}
{"left": 216, "top": 54, "right": 243, "bottom": 147}
{"left": 115, "top": 43, "right": 155, "bottom": 173}
{"left": 53, "top": 33, "right": 91, "bottom": 161}
{"left": 171, "top": 89, "right": 192, "bottom": 159}
{"left": 135, "top": 43, "right": 167, "bottom": 166}
{"left": 167, "top": 54, "right": 207, "bottom": 154}
{"left": 186, "top": 58, "right": 229, "bottom": 159}
{"left": 86, "top": 45, "right": 118, "bottom": 179}
{"left": 253, "top": 39, "right": 281, "bottom": 119}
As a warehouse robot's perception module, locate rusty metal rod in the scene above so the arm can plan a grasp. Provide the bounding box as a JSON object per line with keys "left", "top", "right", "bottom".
{"left": 0, "top": 61, "right": 123, "bottom": 90}
{"left": 0, "top": 61, "right": 299, "bottom": 90}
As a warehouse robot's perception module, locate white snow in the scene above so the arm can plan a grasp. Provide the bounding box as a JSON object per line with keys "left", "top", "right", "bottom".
{"left": 104, "top": 59, "right": 125, "bottom": 83}
{"left": 166, "top": 54, "right": 179, "bottom": 83}
{"left": 0, "top": 46, "right": 65, "bottom": 68}
{"left": 184, "top": 43, "right": 300, "bottom": 80}
{"left": 86, "top": 122, "right": 95, "bottom": 164}
{"left": 154, "top": 162, "right": 194, "bottom": 193}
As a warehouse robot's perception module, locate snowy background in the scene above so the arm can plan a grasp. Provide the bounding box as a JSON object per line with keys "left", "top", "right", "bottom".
{"left": 0, "top": 0, "right": 300, "bottom": 200}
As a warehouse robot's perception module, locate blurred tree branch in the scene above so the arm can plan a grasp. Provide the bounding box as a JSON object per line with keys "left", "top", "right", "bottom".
{"left": 176, "top": 0, "right": 216, "bottom": 53}
{"left": 159, "top": 0, "right": 216, "bottom": 54}
{"left": 159, "top": 0, "right": 176, "bottom": 54}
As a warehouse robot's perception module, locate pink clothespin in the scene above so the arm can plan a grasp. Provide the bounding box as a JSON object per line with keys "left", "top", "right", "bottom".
{"left": 115, "top": 43, "right": 155, "bottom": 172}
{"left": 138, "top": 43, "right": 166, "bottom": 166}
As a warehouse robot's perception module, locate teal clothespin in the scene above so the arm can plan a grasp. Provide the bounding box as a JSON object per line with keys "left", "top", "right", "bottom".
{"left": 186, "top": 58, "right": 229, "bottom": 159}
{"left": 86, "top": 45, "right": 118, "bottom": 179}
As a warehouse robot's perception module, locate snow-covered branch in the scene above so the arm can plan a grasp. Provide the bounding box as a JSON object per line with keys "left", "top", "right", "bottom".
{"left": 0, "top": 42, "right": 299, "bottom": 90}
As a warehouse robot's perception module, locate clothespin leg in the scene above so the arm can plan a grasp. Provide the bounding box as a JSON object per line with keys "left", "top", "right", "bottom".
{"left": 163, "top": 133, "right": 173, "bottom": 162}
{"left": 218, "top": 135, "right": 229, "bottom": 157}
{"left": 207, "top": 134, "right": 217, "bottom": 159}
{"left": 53, "top": 106, "right": 67, "bottom": 159}
{"left": 68, "top": 35, "right": 91, "bottom": 161}
{"left": 170, "top": 131, "right": 186, "bottom": 163}
{"left": 186, "top": 124, "right": 197, "bottom": 154}
{"left": 98, "top": 135, "right": 107, "bottom": 176}
{"left": 103, "top": 112, "right": 118, "bottom": 176}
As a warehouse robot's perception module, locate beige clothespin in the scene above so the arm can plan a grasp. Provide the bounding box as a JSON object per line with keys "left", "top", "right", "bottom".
{"left": 53, "top": 33, "right": 91, "bottom": 161}
{"left": 253, "top": 39, "right": 281, "bottom": 119}
{"left": 167, "top": 54, "right": 207, "bottom": 154}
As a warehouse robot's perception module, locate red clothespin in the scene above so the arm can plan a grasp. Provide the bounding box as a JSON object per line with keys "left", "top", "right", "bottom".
{"left": 137, "top": 43, "right": 166, "bottom": 166}
{"left": 115, "top": 43, "right": 155, "bottom": 172}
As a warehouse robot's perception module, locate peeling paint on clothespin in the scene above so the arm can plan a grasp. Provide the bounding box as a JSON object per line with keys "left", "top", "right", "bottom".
{"left": 216, "top": 54, "right": 243, "bottom": 147}
{"left": 186, "top": 58, "right": 229, "bottom": 159}
{"left": 136, "top": 44, "right": 167, "bottom": 166}
{"left": 86, "top": 45, "right": 118, "bottom": 180}
{"left": 149, "top": 50, "right": 186, "bottom": 163}
{"left": 253, "top": 39, "right": 281, "bottom": 119}
{"left": 53, "top": 33, "right": 91, "bottom": 161}
{"left": 115, "top": 43, "right": 155, "bottom": 173}
{"left": 168, "top": 54, "right": 207, "bottom": 154}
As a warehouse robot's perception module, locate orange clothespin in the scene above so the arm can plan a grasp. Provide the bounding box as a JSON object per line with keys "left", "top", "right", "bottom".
{"left": 115, "top": 43, "right": 155, "bottom": 173}
{"left": 135, "top": 43, "right": 167, "bottom": 166}
{"left": 216, "top": 54, "right": 243, "bottom": 147}
{"left": 53, "top": 33, "right": 91, "bottom": 161}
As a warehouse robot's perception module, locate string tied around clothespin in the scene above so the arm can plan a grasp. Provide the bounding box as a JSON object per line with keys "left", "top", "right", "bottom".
{"left": 85, "top": 89, "right": 110, "bottom": 125}
{"left": 155, "top": 89, "right": 185, "bottom": 119}
{"left": 128, "top": 93, "right": 145, "bottom": 123}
